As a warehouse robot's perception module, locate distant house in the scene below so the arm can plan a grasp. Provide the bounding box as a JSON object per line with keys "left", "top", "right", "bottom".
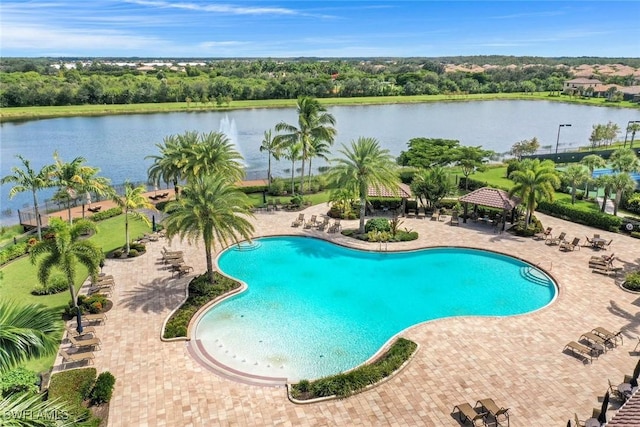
{"left": 563, "top": 78, "right": 602, "bottom": 91}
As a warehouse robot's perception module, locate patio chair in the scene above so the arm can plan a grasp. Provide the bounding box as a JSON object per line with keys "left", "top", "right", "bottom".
{"left": 533, "top": 227, "right": 552, "bottom": 240}
{"left": 407, "top": 209, "right": 416, "bottom": 218}
{"left": 592, "top": 327, "right": 623, "bottom": 345}
{"left": 475, "top": 398, "right": 510, "bottom": 427}
{"left": 633, "top": 336, "right": 640, "bottom": 353}
{"left": 452, "top": 402, "right": 486, "bottom": 426}
{"left": 304, "top": 215, "right": 319, "bottom": 229}
{"left": 430, "top": 210, "right": 439, "bottom": 221}
{"left": 59, "top": 349, "right": 95, "bottom": 367}
{"left": 559, "top": 237, "right": 581, "bottom": 251}
{"left": 68, "top": 334, "right": 101, "bottom": 350}
{"left": 450, "top": 211, "right": 460, "bottom": 226}
{"left": 328, "top": 219, "right": 341, "bottom": 233}
{"left": 564, "top": 341, "right": 594, "bottom": 363}
{"left": 545, "top": 231, "right": 566, "bottom": 246}
{"left": 317, "top": 217, "right": 331, "bottom": 231}
{"left": 608, "top": 378, "right": 627, "bottom": 402}
{"left": 291, "top": 213, "right": 305, "bottom": 227}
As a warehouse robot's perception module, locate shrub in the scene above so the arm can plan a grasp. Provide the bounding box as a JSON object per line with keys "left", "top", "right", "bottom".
{"left": 631, "top": 231, "right": 640, "bottom": 239}
{"left": 48, "top": 368, "right": 97, "bottom": 421}
{"left": 291, "top": 338, "right": 417, "bottom": 400}
{"left": 0, "top": 367, "right": 39, "bottom": 397}
{"left": 626, "top": 193, "right": 640, "bottom": 215}
{"left": 90, "top": 372, "right": 115, "bottom": 405}
{"left": 537, "top": 200, "right": 622, "bottom": 232}
{"left": 32, "top": 273, "right": 68, "bottom": 295}
{"left": 89, "top": 207, "right": 122, "bottom": 222}
{"left": 364, "top": 218, "right": 391, "bottom": 233}
{"left": 0, "top": 242, "right": 29, "bottom": 266}
{"left": 509, "top": 216, "right": 543, "bottom": 237}
{"left": 129, "top": 242, "right": 146, "bottom": 252}
{"left": 269, "top": 178, "right": 286, "bottom": 196}
{"left": 111, "top": 249, "right": 123, "bottom": 258}
{"left": 127, "top": 249, "right": 139, "bottom": 257}
{"left": 623, "top": 271, "right": 640, "bottom": 292}
{"left": 396, "top": 230, "right": 419, "bottom": 241}
{"left": 64, "top": 294, "right": 109, "bottom": 317}
{"left": 575, "top": 191, "right": 585, "bottom": 200}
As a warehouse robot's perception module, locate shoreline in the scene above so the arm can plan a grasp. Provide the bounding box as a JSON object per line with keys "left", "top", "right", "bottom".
{"left": 2, "top": 93, "right": 638, "bottom": 123}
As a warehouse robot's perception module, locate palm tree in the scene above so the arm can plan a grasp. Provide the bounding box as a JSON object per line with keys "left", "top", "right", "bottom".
{"left": 0, "top": 301, "right": 76, "bottom": 427}
{"left": 627, "top": 122, "right": 640, "bottom": 148}
{"left": 0, "top": 301, "right": 60, "bottom": 373}
{"left": 112, "top": 181, "right": 154, "bottom": 254}
{"left": 563, "top": 164, "right": 589, "bottom": 204}
{"left": 307, "top": 138, "right": 331, "bottom": 187}
{"left": 580, "top": 154, "right": 606, "bottom": 199}
{"left": 611, "top": 173, "right": 637, "bottom": 216}
{"left": 328, "top": 137, "right": 399, "bottom": 234}
{"left": 610, "top": 148, "right": 640, "bottom": 174}
{"left": 596, "top": 174, "right": 615, "bottom": 213}
{"left": 30, "top": 218, "right": 102, "bottom": 310}
{"left": 508, "top": 159, "right": 560, "bottom": 226}
{"left": 51, "top": 152, "right": 111, "bottom": 224}
{"left": 147, "top": 134, "right": 185, "bottom": 197}
{"left": 163, "top": 173, "right": 255, "bottom": 284}
{"left": 179, "top": 131, "right": 244, "bottom": 183}
{"left": 259, "top": 129, "right": 281, "bottom": 188}
{"left": 1, "top": 155, "right": 55, "bottom": 240}
{"left": 282, "top": 141, "right": 301, "bottom": 195}
{"left": 275, "top": 96, "right": 336, "bottom": 194}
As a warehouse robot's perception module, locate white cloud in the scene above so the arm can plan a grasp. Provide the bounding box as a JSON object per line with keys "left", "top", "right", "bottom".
{"left": 124, "top": 0, "right": 299, "bottom": 16}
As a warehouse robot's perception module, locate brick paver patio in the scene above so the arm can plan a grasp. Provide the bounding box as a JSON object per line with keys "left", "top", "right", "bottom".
{"left": 54, "top": 206, "right": 640, "bottom": 426}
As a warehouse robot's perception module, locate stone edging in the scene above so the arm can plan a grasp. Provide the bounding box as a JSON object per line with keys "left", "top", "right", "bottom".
{"left": 286, "top": 341, "right": 420, "bottom": 404}
{"left": 619, "top": 282, "right": 640, "bottom": 294}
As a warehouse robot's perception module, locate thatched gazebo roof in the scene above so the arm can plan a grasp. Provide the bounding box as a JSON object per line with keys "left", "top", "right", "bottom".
{"left": 458, "top": 187, "right": 519, "bottom": 210}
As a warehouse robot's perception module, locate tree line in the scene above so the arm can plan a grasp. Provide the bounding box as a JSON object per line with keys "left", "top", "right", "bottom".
{"left": 0, "top": 57, "right": 596, "bottom": 107}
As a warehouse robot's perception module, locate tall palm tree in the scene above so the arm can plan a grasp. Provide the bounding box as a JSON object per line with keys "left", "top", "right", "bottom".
{"left": 580, "top": 154, "right": 606, "bottom": 199}
{"left": 275, "top": 96, "right": 336, "bottom": 194}
{"left": 163, "top": 173, "right": 255, "bottom": 284}
{"left": 307, "top": 138, "right": 331, "bottom": 187}
{"left": 179, "top": 131, "right": 245, "bottom": 183}
{"left": 508, "top": 159, "right": 560, "bottom": 226}
{"left": 259, "top": 129, "right": 281, "bottom": 188}
{"left": 563, "top": 164, "right": 589, "bottom": 204}
{"left": 328, "top": 137, "right": 399, "bottom": 234}
{"left": 627, "top": 122, "right": 640, "bottom": 148}
{"left": 611, "top": 173, "right": 637, "bottom": 216}
{"left": 0, "top": 301, "right": 76, "bottom": 427}
{"left": 0, "top": 302, "right": 60, "bottom": 373}
{"left": 51, "top": 152, "right": 111, "bottom": 224}
{"left": 282, "top": 141, "right": 301, "bottom": 195}
{"left": 1, "top": 155, "right": 55, "bottom": 240}
{"left": 30, "top": 218, "right": 102, "bottom": 310}
{"left": 596, "top": 174, "right": 616, "bottom": 213}
{"left": 112, "top": 181, "right": 154, "bottom": 254}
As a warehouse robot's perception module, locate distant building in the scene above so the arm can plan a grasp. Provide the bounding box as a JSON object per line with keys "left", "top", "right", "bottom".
{"left": 563, "top": 78, "right": 602, "bottom": 91}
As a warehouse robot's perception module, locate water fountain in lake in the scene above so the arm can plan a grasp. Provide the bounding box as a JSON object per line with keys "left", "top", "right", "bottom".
{"left": 218, "top": 115, "right": 246, "bottom": 165}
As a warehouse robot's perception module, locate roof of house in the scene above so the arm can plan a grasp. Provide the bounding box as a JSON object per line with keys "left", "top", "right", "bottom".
{"left": 458, "top": 187, "right": 519, "bottom": 210}
{"left": 367, "top": 183, "right": 412, "bottom": 198}
{"left": 607, "top": 390, "right": 640, "bottom": 427}
{"left": 566, "top": 78, "right": 603, "bottom": 84}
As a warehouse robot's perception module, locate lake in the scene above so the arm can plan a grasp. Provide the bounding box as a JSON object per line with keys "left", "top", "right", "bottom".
{"left": 1, "top": 100, "right": 638, "bottom": 224}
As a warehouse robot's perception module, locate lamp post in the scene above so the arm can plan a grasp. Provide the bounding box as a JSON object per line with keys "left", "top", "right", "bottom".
{"left": 555, "top": 124, "right": 572, "bottom": 154}
{"left": 624, "top": 120, "right": 640, "bottom": 148}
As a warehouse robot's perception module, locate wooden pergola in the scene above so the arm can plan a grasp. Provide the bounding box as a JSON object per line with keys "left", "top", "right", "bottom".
{"left": 458, "top": 187, "right": 520, "bottom": 230}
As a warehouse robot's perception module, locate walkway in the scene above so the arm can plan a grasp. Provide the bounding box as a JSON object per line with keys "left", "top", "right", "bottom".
{"left": 54, "top": 205, "right": 640, "bottom": 426}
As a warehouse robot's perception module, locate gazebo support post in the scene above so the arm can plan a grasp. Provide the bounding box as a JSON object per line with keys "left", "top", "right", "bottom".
{"left": 463, "top": 202, "right": 469, "bottom": 223}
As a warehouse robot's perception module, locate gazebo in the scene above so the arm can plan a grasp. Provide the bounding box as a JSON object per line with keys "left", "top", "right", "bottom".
{"left": 458, "top": 187, "right": 520, "bottom": 230}
{"left": 367, "top": 183, "right": 412, "bottom": 216}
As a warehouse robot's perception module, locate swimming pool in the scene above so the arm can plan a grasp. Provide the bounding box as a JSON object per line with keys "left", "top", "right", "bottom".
{"left": 194, "top": 236, "right": 556, "bottom": 381}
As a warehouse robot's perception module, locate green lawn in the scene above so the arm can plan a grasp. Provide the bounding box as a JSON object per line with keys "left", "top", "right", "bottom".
{"left": 0, "top": 214, "right": 152, "bottom": 373}
{"left": 468, "top": 166, "right": 513, "bottom": 189}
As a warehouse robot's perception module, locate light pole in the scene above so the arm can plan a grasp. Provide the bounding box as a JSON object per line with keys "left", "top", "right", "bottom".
{"left": 555, "top": 123, "right": 572, "bottom": 154}
{"left": 624, "top": 120, "right": 640, "bottom": 148}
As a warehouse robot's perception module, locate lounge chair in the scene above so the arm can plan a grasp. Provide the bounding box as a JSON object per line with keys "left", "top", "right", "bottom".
{"left": 592, "top": 263, "right": 623, "bottom": 277}
{"left": 68, "top": 334, "right": 101, "bottom": 350}
{"left": 579, "top": 332, "right": 608, "bottom": 353}
{"left": 545, "top": 231, "right": 566, "bottom": 246}
{"left": 475, "top": 398, "right": 510, "bottom": 427}
{"left": 88, "top": 285, "right": 112, "bottom": 297}
{"left": 592, "top": 327, "right": 623, "bottom": 345}
{"left": 65, "top": 324, "right": 97, "bottom": 337}
{"left": 450, "top": 211, "right": 460, "bottom": 226}
{"left": 407, "top": 209, "right": 416, "bottom": 218}
{"left": 559, "top": 237, "right": 581, "bottom": 251}
{"left": 534, "top": 227, "right": 552, "bottom": 240}
{"left": 452, "top": 402, "right": 486, "bottom": 426}
{"left": 81, "top": 313, "right": 107, "bottom": 324}
{"left": 564, "top": 341, "right": 594, "bottom": 363}
{"left": 291, "top": 213, "right": 304, "bottom": 227}
{"left": 589, "top": 253, "right": 615, "bottom": 266}
{"left": 59, "top": 349, "right": 95, "bottom": 367}
{"left": 87, "top": 205, "right": 102, "bottom": 213}
{"left": 328, "top": 219, "right": 341, "bottom": 233}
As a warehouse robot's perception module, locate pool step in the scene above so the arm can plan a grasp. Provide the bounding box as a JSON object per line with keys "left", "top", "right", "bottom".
{"left": 231, "top": 241, "right": 262, "bottom": 251}
{"left": 520, "top": 266, "right": 551, "bottom": 286}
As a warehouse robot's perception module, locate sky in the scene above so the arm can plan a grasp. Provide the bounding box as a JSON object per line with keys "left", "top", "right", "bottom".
{"left": 1, "top": 1, "right": 639, "bottom": 58}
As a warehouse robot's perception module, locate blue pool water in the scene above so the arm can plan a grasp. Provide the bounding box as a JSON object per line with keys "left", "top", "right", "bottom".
{"left": 195, "top": 236, "right": 556, "bottom": 381}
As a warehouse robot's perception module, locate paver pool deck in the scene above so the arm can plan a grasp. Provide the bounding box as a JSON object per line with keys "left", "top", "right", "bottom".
{"left": 54, "top": 205, "right": 640, "bottom": 426}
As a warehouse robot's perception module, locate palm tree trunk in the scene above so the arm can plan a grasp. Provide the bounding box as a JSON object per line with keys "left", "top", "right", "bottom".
{"left": 125, "top": 213, "right": 130, "bottom": 254}
{"left": 614, "top": 191, "right": 621, "bottom": 216}
{"left": 32, "top": 189, "right": 42, "bottom": 240}
{"left": 300, "top": 157, "right": 306, "bottom": 194}
{"left": 358, "top": 192, "right": 366, "bottom": 234}
{"left": 68, "top": 274, "right": 78, "bottom": 309}
{"left": 601, "top": 192, "right": 608, "bottom": 213}
{"left": 307, "top": 158, "right": 313, "bottom": 191}
{"left": 571, "top": 187, "right": 576, "bottom": 204}
{"left": 267, "top": 154, "right": 272, "bottom": 190}
{"left": 205, "top": 241, "right": 215, "bottom": 284}
{"left": 291, "top": 160, "right": 295, "bottom": 195}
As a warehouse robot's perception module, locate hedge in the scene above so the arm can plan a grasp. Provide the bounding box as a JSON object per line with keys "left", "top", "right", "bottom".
{"left": 48, "top": 368, "right": 97, "bottom": 422}
{"left": 163, "top": 272, "right": 241, "bottom": 338}
{"left": 290, "top": 338, "right": 417, "bottom": 400}
{"left": 537, "top": 200, "right": 622, "bottom": 231}
{"left": 88, "top": 207, "right": 122, "bottom": 222}
{"left": 0, "top": 241, "right": 29, "bottom": 266}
